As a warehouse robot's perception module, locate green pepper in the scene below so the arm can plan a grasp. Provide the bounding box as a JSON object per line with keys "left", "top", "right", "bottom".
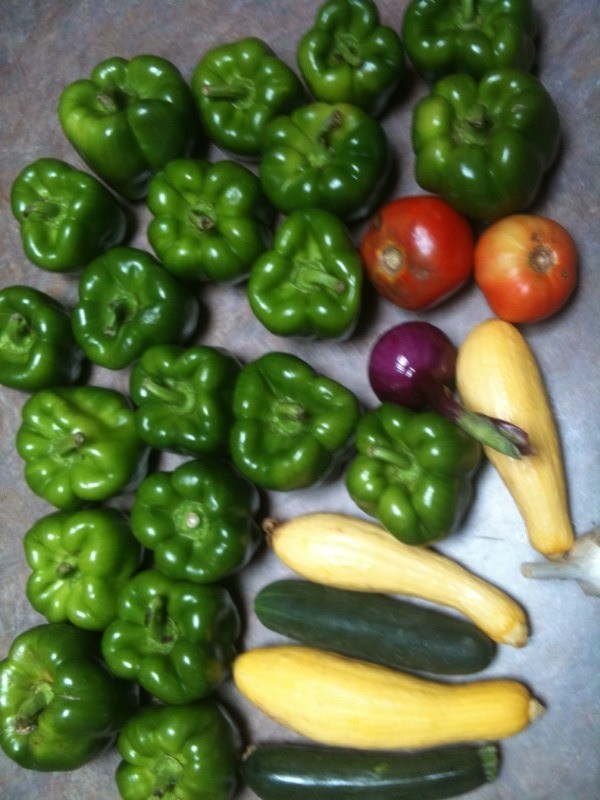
{"left": 147, "top": 158, "right": 274, "bottom": 283}
{"left": 230, "top": 351, "right": 361, "bottom": 491}
{"left": 58, "top": 54, "right": 200, "bottom": 200}
{"left": 115, "top": 700, "right": 241, "bottom": 800}
{"left": 345, "top": 403, "right": 481, "bottom": 544}
{"left": 10, "top": 157, "right": 127, "bottom": 272}
{"left": 297, "top": 0, "right": 405, "bottom": 116}
{"left": 259, "top": 101, "right": 388, "bottom": 220}
{"left": 247, "top": 208, "right": 363, "bottom": 339}
{"left": 191, "top": 37, "right": 305, "bottom": 158}
{"left": 24, "top": 508, "right": 142, "bottom": 631}
{"left": 0, "top": 285, "right": 84, "bottom": 392}
{"left": 129, "top": 344, "right": 241, "bottom": 457}
{"left": 16, "top": 385, "right": 149, "bottom": 510}
{"left": 101, "top": 569, "right": 240, "bottom": 704}
{"left": 130, "top": 457, "right": 261, "bottom": 583}
{"left": 0, "top": 622, "right": 137, "bottom": 771}
{"left": 72, "top": 246, "right": 200, "bottom": 370}
{"left": 402, "top": 0, "right": 537, "bottom": 83}
{"left": 411, "top": 68, "right": 561, "bottom": 221}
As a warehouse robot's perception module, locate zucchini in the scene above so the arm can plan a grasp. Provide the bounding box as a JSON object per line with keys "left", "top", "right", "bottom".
{"left": 241, "top": 741, "right": 500, "bottom": 800}
{"left": 233, "top": 645, "right": 544, "bottom": 750}
{"left": 254, "top": 579, "right": 496, "bottom": 675}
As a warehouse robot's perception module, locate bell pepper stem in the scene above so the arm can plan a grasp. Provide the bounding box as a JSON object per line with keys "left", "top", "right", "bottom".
{"left": 1, "top": 313, "right": 33, "bottom": 352}
{"left": 461, "top": 0, "right": 475, "bottom": 23}
{"left": 141, "top": 376, "right": 187, "bottom": 407}
{"left": 366, "top": 444, "right": 419, "bottom": 483}
{"left": 294, "top": 262, "right": 346, "bottom": 294}
{"left": 200, "top": 81, "right": 249, "bottom": 101}
{"left": 144, "top": 595, "right": 177, "bottom": 649}
{"left": 15, "top": 682, "right": 54, "bottom": 734}
{"left": 334, "top": 32, "right": 363, "bottom": 68}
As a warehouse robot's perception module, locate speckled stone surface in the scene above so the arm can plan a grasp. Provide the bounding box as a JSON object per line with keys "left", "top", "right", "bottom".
{"left": 1, "top": 2, "right": 599, "bottom": 798}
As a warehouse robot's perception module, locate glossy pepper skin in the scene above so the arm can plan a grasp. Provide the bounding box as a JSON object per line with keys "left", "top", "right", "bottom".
{"left": 411, "top": 68, "right": 561, "bottom": 222}
{"left": 402, "top": 0, "right": 537, "bottom": 83}
{"left": 101, "top": 570, "right": 241, "bottom": 705}
{"left": 116, "top": 700, "right": 241, "bottom": 800}
{"left": 297, "top": 0, "right": 405, "bottom": 116}
{"left": 72, "top": 246, "right": 199, "bottom": 370}
{"left": 10, "top": 157, "right": 127, "bottom": 272}
{"left": 247, "top": 208, "right": 363, "bottom": 339}
{"left": 58, "top": 55, "right": 200, "bottom": 200}
{"left": 130, "top": 457, "right": 262, "bottom": 583}
{"left": 24, "top": 508, "right": 142, "bottom": 631}
{"left": 260, "top": 101, "right": 388, "bottom": 221}
{"left": 345, "top": 403, "right": 481, "bottom": 544}
{"left": 230, "top": 351, "right": 361, "bottom": 491}
{"left": 147, "top": 158, "right": 274, "bottom": 283}
{"left": 16, "top": 385, "right": 149, "bottom": 510}
{"left": 129, "top": 344, "right": 241, "bottom": 457}
{"left": 191, "top": 37, "right": 305, "bottom": 158}
{"left": 0, "top": 285, "right": 84, "bottom": 392}
{"left": 0, "top": 622, "right": 138, "bottom": 771}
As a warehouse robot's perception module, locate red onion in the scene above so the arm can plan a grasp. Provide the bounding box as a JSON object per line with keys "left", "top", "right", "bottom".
{"left": 368, "top": 321, "right": 532, "bottom": 458}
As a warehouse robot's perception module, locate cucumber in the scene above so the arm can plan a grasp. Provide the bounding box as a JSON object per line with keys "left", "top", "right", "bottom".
{"left": 254, "top": 579, "right": 496, "bottom": 674}
{"left": 241, "top": 742, "right": 500, "bottom": 800}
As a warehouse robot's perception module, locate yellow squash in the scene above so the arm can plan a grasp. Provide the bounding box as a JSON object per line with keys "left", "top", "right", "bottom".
{"left": 456, "top": 319, "right": 574, "bottom": 558}
{"left": 266, "top": 512, "right": 528, "bottom": 646}
{"left": 234, "top": 645, "right": 543, "bottom": 749}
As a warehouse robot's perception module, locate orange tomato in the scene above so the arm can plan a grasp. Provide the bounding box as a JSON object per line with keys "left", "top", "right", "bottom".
{"left": 474, "top": 214, "right": 577, "bottom": 323}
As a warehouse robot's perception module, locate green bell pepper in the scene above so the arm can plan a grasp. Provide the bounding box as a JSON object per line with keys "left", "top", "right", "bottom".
{"left": 0, "top": 285, "right": 84, "bottom": 392}
{"left": 259, "top": 101, "right": 388, "bottom": 220}
{"left": 10, "top": 157, "right": 127, "bottom": 272}
{"left": 345, "top": 403, "right": 481, "bottom": 544}
{"left": 72, "top": 246, "right": 200, "bottom": 370}
{"left": 147, "top": 158, "right": 274, "bottom": 283}
{"left": 16, "top": 385, "right": 149, "bottom": 510}
{"left": 402, "top": 0, "right": 537, "bottom": 83}
{"left": 129, "top": 344, "right": 241, "bottom": 457}
{"left": 58, "top": 54, "right": 200, "bottom": 200}
{"left": 116, "top": 700, "right": 241, "bottom": 800}
{"left": 297, "top": 0, "right": 405, "bottom": 116}
{"left": 230, "top": 351, "right": 361, "bottom": 491}
{"left": 130, "top": 457, "right": 261, "bottom": 583}
{"left": 0, "top": 622, "right": 137, "bottom": 771}
{"left": 411, "top": 68, "right": 561, "bottom": 221}
{"left": 247, "top": 208, "right": 363, "bottom": 339}
{"left": 101, "top": 569, "right": 240, "bottom": 704}
{"left": 191, "top": 37, "right": 305, "bottom": 158}
{"left": 24, "top": 508, "right": 142, "bottom": 631}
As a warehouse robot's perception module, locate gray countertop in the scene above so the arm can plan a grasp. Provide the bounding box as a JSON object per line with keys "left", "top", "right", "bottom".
{"left": 1, "top": 1, "right": 599, "bottom": 798}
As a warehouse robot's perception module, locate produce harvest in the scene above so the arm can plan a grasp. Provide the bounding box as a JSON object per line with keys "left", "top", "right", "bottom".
{"left": 345, "top": 402, "right": 482, "bottom": 544}
{"left": 254, "top": 578, "right": 497, "bottom": 674}
{"left": 242, "top": 741, "right": 500, "bottom": 800}
{"left": 456, "top": 318, "right": 575, "bottom": 557}
{"left": 101, "top": 569, "right": 241, "bottom": 704}
{"left": 10, "top": 157, "right": 127, "bottom": 272}
{"left": 72, "top": 246, "right": 200, "bottom": 370}
{"left": 411, "top": 68, "right": 561, "bottom": 221}
{"left": 58, "top": 54, "right": 199, "bottom": 200}
{"left": 23, "top": 507, "right": 142, "bottom": 631}
{"left": 0, "top": 623, "right": 138, "bottom": 771}
{"left": 16, "top": 385, "right": 149, "bottom": 510}
{"left": 0, "top": 285, "right": 84, "bottom": 391}
{"left": 146, "top": 157, "right": 274, "bottom": 284}
{"left": 116, "top": 700, "right": 241, "bottom": 800}
{"left": 296, "top": 0, "right": 405, "bottom": 116}
{"left": 233, "top": 645, "right": 543, "bottom": 749}
{"left": 359, "top": 194, "right": 474, "bottom": 311}
{"left": 266, "top": 512, "right": 528, "bottom": 645}
{"left": 247, "top": 208, "right": 363, "bottom": 339}
{"left": 402, "top": 0, "right": 537, "bottom": 82}
{"left": 473, "top": 213, "right": 578, "bottom": 323}
{"left": 191, "top": 36, "right": 305, "bottom": 157}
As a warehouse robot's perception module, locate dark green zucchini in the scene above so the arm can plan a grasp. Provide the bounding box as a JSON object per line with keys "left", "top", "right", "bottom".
{"left": 254, "top": 579, "right": 496, "bottom": 674}
{"left": 241, "top": 742, "right": 500, "bottom": 800}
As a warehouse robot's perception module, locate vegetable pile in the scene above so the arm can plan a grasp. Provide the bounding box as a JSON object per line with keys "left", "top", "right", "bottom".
{"left": 0, "top": 0, "right": 593, "bottom": 798}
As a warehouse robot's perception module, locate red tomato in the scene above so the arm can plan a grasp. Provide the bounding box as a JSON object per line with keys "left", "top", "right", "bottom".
{"left": 474, "top": 214, "right": 578, "bottom": 323}
{"left": 359, "top": 195, "right": 474, "bottom": 311}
